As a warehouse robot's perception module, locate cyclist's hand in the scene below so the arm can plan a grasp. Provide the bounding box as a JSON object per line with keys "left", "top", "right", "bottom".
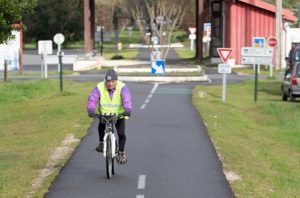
{"left": 88, "top": 111, "right": 96, "bottom": 118}
{"left": 123, "top": 111, "right": 131, "bottom": 117}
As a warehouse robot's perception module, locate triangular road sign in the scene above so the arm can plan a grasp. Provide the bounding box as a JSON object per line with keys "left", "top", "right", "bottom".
{"left": 217, "top": 48, "right": 234, "bottom": 63}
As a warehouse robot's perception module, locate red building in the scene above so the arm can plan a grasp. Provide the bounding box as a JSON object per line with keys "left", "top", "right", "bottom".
{"left": 210, "top": 0, "right": 298, "bottom": 64}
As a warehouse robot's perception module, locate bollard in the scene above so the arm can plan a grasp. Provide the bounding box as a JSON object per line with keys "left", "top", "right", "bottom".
{"left": 4, "top": 60, "right": 7, "bottom": 82}
{"left": 100, "top": 27, "right": 104, "bottom": 56}
{"left": 59, "top": 51, "right": 63, "bottom": 92}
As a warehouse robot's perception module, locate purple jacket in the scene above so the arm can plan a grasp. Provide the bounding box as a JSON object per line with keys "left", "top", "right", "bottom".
{"left": 86, "top": 81, "right": 132, "bottom": 113}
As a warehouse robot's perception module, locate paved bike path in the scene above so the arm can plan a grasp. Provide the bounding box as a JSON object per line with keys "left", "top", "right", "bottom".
{"left": 46, "top": 82, "right": 234, "bottom": 197}
{"left": 46, "top": 48, "right": 234, "bottom": 197}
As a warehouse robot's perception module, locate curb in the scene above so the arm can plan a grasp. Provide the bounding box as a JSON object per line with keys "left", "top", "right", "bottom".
{"left": 115, "top": 66, "right": 202, "bottom": 73}
{"left": 118, "top": 75, "right": 209, "bottom": 83}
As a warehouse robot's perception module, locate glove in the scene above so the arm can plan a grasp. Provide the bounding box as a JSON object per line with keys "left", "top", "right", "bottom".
{"left": 88, "top": 111, "right": 96, "bottom": 118}
{"left": 123, "top": 111, "right": 131, "bottom": 117}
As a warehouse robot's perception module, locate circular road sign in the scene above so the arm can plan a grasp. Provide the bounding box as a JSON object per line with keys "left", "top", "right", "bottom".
{"left": 54, "top": 33, "right": 65, "bottom": 45}
{"left": 267, "top": 37, "right": 277, "bottom": 48}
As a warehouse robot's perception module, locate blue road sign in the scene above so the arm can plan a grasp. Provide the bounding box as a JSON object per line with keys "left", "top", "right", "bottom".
{"left": 151, "top": 60, "right": 165, "bottom": 74}
{"left": 253, "top": 37, "right": 265, "bottom": 48}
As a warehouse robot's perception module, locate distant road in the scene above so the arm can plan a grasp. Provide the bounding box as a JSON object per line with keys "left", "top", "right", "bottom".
{"left": 23, "top": 49, "right": 85, "bottom": 71}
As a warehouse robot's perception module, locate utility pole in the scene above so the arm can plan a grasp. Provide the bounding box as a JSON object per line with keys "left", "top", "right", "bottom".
{"left": 298, "top": 4, "right": 300, "bottom": 28}
{"left": 275, "top": 0, "right": 282, "bottom": 70}
{"left": 195, "top": 0, "right": 204, "bottom": 61}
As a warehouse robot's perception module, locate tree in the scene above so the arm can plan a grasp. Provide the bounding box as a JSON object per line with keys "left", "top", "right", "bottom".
{"left": 23, "top": 0, "right": 83, "bottom": 46}
{"left": 131, "top": 0, "right": 193, "bottom": 60}
{"left": 264, "top": 0, "right": 299, "bottom": 9}
{"left": 95, "top": 0, "right": 132, "bottom": 31}
{"left": 0, "top": 0, "right": 37, "bottom": 44}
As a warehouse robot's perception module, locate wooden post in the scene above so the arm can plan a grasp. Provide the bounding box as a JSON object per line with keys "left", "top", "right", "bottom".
{"left": 83, "top": 0, "right": 95, "bottom": 53}
{"left": 195, "top": 0, "right": 204, "bottom": 61}
{"left": 19, "top": 48, "right": 23, "bottom": 74}
{"left": 4, "top": 60, "right": 7, "bottom": 82}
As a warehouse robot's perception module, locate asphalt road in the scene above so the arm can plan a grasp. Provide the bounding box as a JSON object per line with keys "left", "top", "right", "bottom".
{"left": 45, "top": 82, "right": 234, "bottom": 198}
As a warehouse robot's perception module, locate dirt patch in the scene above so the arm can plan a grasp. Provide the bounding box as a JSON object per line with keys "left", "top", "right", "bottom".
{"left": 198, "top": 91, "right": 207, "bottom": 98}
{"left": 26, "top": 134, "right": 79, "bottom": 198}
{"left": 224, "top": 170, "right": 241, "bottom": 182}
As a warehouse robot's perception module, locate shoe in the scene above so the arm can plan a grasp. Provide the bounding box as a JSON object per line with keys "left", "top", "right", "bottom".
{"left": 118, "top": 151, "right": 127, "bottom": 164}
{"left": 96, "top": 142, "right": 104, "bottom": 153}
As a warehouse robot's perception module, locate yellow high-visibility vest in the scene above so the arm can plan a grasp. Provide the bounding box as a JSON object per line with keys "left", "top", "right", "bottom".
{"left": 97, "top": 81, "right": 125, "bottom": 114}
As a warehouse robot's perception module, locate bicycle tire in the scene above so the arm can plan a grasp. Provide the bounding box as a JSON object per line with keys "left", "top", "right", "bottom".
{"left": 112, "top": 158, "right": 115, "bottom": 175}
{"left": 106, "top": 136, "right": 113, "bottom": 179}
{"left": 112, "top": 134, "right": 118, "bottom": 175}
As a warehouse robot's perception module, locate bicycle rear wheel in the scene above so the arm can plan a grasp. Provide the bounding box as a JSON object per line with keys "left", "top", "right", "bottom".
{"left": 106, "top": 136, "right": 113, "bottom": 179}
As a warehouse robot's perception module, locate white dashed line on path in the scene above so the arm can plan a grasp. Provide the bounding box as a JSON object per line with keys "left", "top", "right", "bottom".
{"left": 140, "top": 83, "right": 159, "bottom": 110}
{"left": 137, "top": 175, "right": 147, "bottom": 198}
{"left": 137, "top": 174, "right": 147, "bottom": 189}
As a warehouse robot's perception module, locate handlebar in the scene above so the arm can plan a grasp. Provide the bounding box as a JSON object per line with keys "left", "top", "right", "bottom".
{"left": 94, "top": 113, "right": 125, "bottom": 124}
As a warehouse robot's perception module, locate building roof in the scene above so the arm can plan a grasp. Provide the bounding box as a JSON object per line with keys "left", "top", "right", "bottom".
{"left": 237, "top": 0, "right": 298, "bottom": 22}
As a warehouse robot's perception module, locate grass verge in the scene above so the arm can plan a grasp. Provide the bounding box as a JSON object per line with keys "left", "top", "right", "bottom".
{"left": 192, "top": 78, "right": 300, "bottom": 197}
{"left": 0, "top": 79, "right": 93, "bottom": 197}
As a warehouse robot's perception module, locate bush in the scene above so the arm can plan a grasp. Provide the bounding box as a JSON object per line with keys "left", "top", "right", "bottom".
{"left": 175, "top": 32, "right": 189, "bottom": 42}
{"left": 111, "top": 55, "right": 124, "bottom": 60}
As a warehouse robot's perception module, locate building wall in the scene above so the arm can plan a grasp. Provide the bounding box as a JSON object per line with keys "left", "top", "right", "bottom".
{"left": 0, "top": 31, "right": 20, "bottom": 70}
{"left": 227, "top": 1, "right": 276, "bottom": 64}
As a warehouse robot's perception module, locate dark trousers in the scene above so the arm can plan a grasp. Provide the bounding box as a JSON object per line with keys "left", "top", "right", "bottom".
{"left": 98, "top": 118, "right": 126, "bottom": 152}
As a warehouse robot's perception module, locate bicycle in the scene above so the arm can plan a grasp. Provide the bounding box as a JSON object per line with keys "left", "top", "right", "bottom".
{"left": 95, "top": 113, "right": 122, "bottom": 179}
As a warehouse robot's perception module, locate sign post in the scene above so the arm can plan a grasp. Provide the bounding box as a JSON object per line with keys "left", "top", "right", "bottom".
{"left": 54, "top": 33, "right": 65, "bottom": 92}
{"left": 253, "top": 37, "right": 266, "bottom": 74}
{"left": 217, "top": 48, "right": 233, "bottom": 103}
{"left": 38, "top": 40, "right": 53, "bottom": 79}
{"left": 189, "top": 34, "right": 196, "bottom": 51}
{"left": 241, "top": 47, "right": 274, "bottom": 101}
{"left": 267, "top": 36, "right": 277, "bottom": 77}
{"left": 188, "top": 27, "right": 196, "bottom": 51}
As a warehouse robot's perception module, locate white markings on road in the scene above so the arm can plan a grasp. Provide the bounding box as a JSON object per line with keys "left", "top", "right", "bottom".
{"left": 140, "top": 104, "right": 147, "bottom": 109}
{"left": 150, "top": 83, "right": 159, "bottom": 94}
{"left": 137, "top": 174, "right": 147, "bottom": 189}
{"left": 137, "top": 175, "right": 147, "bottom": 198}
{"left": 140, "top": 83, "right": 159, "bottom": 110}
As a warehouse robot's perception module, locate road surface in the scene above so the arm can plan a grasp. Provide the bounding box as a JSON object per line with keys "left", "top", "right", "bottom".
{"left": 46, "top": 82, "right": 234, "bottom": 198}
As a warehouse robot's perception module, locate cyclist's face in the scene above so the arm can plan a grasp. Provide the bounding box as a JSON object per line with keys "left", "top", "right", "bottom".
{"left": 106, "top": 80, "right": 117, "bottom": 90}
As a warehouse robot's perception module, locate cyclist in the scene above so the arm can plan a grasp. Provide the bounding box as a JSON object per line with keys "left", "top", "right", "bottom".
{"left": 87, "top": 69, "right": 132, "bottom": 164}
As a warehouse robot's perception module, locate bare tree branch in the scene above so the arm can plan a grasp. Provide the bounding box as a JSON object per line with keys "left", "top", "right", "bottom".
{"left": 131, "top": 0, "right": 192, "bottom": 59}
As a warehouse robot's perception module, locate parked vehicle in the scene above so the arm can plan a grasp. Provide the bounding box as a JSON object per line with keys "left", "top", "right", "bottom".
{"left": 286, "top": 45, "right": 300, "bottom": 69}
{"left": 281, "top": 62, "right": 300, "bottom": 101}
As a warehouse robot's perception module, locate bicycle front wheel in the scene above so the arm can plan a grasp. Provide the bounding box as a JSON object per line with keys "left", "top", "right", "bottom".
{"left": 106, "top": 136, "right": 113, "bottom": 179}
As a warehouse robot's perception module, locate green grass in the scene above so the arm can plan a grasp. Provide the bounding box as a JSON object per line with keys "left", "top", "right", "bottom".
{"left": 192, "top": 78, "right": 300, "bottom": 197}
{"left": 175, "top": 45, "right": 195, "bottom": 60}
{"left": 0, "top": 79, "right": 93, "bottom": 197}
{"left": 1, "top": 70, "right": 74, "bottom": 78}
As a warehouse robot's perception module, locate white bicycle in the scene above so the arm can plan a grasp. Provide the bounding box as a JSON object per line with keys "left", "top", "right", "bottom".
{"left": 95, "top": 113, "right": 122, "bottom": 179}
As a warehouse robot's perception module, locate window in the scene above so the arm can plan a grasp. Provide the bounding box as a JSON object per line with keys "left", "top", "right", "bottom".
{"left": 296, "top": 63, "right": 300, "bottom": 77}
{"left": 295, "top": 50, "right": 300, "bottom": 61}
